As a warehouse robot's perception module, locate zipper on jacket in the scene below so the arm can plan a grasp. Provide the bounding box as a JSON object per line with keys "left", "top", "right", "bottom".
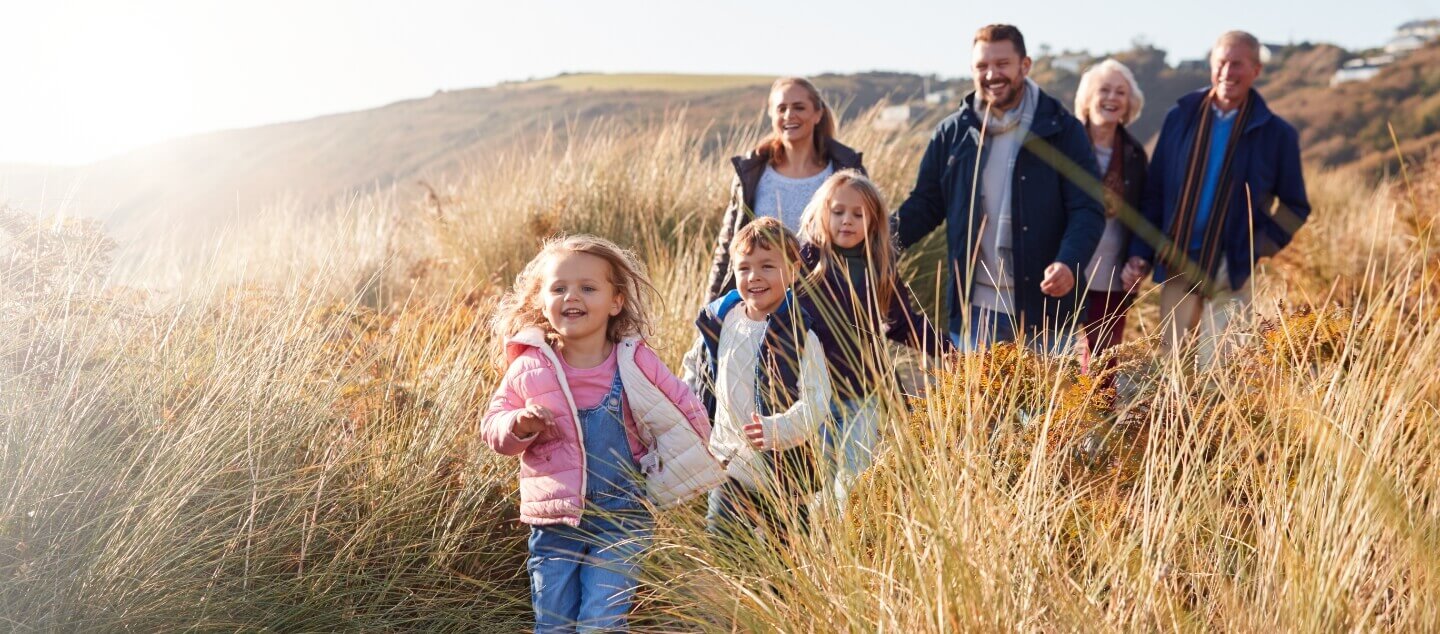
{"left": 537, "top": 344, "right": 586, "bottom": 518}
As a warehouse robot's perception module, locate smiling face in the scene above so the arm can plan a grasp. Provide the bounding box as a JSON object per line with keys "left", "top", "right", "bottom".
{"left": 1087, "top": 69, "right": 1131, "bottom": 128}
{"left": 732, "top": 243, "right": 796, "bottom": 317}
{"left": 539, "top": 251, "right": 624, "bottom": 345}
{"left": 1211, "top": 41, "right": 1262, "bottom": 109}
{"left": 769, "top": 82, "right": 823, "bottom": 148}
{"left": 825, "top": 183, "right": 870, "bottom": 249}
{"left": 972, "top": 39, "right": 1031, "bottom": 112}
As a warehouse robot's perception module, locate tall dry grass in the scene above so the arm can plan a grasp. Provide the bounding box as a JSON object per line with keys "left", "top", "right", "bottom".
{"left": 1, "top": 109, "right": 1436, "bottom": 631}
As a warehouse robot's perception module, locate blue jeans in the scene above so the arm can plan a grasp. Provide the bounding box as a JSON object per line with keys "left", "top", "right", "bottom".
{"left": 527, "top": 365, "right": 651, "bottom": 632}
{"left": 952, "top": 304, "right": 1074, "bottom": 354}
{"left": 820, "top": 397, "right": 879, "bottom": 510}
{"left": 527, "top": 508, "right": 652, "bottom": 633}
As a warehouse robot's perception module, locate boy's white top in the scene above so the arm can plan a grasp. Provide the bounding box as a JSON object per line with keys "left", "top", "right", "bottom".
{"left": 707, "top": 308, "right": 832, "bottom": 490}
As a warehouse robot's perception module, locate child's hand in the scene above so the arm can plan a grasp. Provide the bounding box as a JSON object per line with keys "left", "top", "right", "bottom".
{"left": 513, "top": 404, "right": 555, "bottom": 438}
{"left": 744, "top": 413, "right": 767, "bottom": 450}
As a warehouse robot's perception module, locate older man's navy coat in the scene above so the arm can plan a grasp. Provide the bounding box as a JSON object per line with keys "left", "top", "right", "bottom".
{"left": 1130, "top": 88, "right": 1310, "bottom": 290}
{"left": 895, "top": 87, "right": 1105, "bottom": 336}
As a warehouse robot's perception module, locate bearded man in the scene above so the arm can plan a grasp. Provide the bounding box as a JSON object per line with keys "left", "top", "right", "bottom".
{"left": 895, "top": 23, "right": 1104, "bottom": 352}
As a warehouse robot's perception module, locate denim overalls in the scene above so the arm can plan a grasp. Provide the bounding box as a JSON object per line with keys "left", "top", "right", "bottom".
{"left": 527, "top": 370, "right": 652, "bottom": 633}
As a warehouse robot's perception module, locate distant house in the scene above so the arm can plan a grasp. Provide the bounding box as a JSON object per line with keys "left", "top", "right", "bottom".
{"left": 1387, "top": 18, "right": 1439, "bottom": 54}
{"left": 873, "top": 105, "right": 914, "bottom": 132}
{"left": 1050, "top": 53, "right": 1089, "bottom": 74}
{"left": 924, "top": 88, "right": 956, "bottom": 105}
{"left": 1344, "top": 54, "right": 1396, "bottom": 68}
{"left": 1397, "top": 18, "right": 1440, "bottom": 40}
{"left": 1331, "top": 65, "right": 1383, "bottom": 86}
{"left": 1385, "top": 34, "right": 1429, "bottom": 54}
{"left": 1332, "top": 55, "right": 1395, "bottom": 85}
{"left": 1258, "top": 43, "right": 1280, "bottom": 64}
{"left": 1177, "top": 59, "right": 1208, "bottom": 72}
{"left": 1331, "top": 18, "right": 1438, "bottom": 86}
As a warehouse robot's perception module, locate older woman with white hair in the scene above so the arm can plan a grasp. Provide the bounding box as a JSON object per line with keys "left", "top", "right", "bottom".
{"left": 1075, "top": 59, "right": 1149, "bottom": 371}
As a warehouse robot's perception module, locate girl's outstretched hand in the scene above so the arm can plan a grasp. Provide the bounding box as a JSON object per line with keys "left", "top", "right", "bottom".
{"left": 744, "top": 413, "right": 767, "bottom": 450}
{"left": 514, "top": 404, "right": 555, "bottom": 438}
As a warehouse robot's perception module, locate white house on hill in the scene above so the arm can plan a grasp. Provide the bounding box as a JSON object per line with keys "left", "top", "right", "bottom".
{"left": 873, "top": 105, "right": 913, "bottom": 132}
{"left": 1397, "top": 18, "right": 1440, "bottom": 40}
{"left": 1385, "top": 35, "right": 1428, "bottom": 54}
{"left": 1333, "top": 17, "right": 1438, "bottom": 85}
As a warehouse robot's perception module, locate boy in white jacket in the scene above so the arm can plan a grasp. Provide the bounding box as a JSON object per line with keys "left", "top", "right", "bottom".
{"left": 690, "top": 218, "right": 832, "bottom": 546}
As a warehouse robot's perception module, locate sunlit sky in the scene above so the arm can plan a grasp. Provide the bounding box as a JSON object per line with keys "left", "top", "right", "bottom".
{"left": 3, "top": 0, "right": 1434, "bottom": 165}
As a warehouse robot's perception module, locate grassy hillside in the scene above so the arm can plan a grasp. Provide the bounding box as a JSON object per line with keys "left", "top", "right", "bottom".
{"left": 4, "top": 39, "right": 1437, "bottom": 276}
{"left": 3, "top": 108, "right": 1438, "bottom": 630}
{"left": 517, "top": 72, "right": 775, "bottom": 92}
{"left": 0, "top": 72, "right": 932, "bottom": 270}
{"left": 1270, "top": 43, "right": 1440, "bottom": 170}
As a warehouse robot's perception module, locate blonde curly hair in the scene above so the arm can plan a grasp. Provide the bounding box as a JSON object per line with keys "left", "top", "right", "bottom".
{"left": 492, "top": 234, "right": 657, "bottom": 344}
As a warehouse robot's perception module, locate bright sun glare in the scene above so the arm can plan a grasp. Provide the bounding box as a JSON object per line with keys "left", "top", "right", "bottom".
{"left": 3, "top": 6, "right": 197, "bottom": 165}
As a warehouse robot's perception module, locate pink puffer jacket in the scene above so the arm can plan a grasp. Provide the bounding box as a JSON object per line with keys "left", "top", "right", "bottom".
{"left": 482, "top": 328, "right": 723, "bottom": 526}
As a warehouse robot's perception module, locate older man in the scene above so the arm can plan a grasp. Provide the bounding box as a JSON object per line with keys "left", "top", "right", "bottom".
{"left": 1123, "top": 30, "right": 1310, "bottom": 365}
{"left": 895, "top": 24, "right": 1104, "bottom": 352}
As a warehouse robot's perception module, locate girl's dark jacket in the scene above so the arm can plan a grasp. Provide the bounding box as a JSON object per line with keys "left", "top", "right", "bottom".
{"left": 704, "top": 138, "right": 865, "bottom": 301}
{"left": 798, "top": 242, "right": 952, "bottom": 402}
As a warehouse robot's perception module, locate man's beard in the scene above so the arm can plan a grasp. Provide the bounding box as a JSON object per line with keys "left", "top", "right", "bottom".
{"left": 984, "top": 79, "right": 1023, "bottom": 111}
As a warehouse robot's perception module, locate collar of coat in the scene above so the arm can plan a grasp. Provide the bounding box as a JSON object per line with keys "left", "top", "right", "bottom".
{"left": 504, "top": 327, "right": 640, "bottom": 366}
{"left": 701, "top": 287, "right": 797, "bottom": 325}
{"left": 730, "top": 137, "right": 864, "bottom": 177}
{"left": 1174, "top": 87, "right": 1274, "bottom": 134}
{"left": 955, "top": 82, "right": 1071, "bottom": 139}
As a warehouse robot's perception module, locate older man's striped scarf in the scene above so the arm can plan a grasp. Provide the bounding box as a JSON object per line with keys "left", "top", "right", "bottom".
{"left": 1162, "top": 92, "right": 1254, "bottom": 296}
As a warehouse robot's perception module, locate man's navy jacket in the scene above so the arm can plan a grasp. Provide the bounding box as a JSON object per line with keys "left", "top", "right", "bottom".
{"left": 895, "top": 87, "right": 1105, "bottom": 336}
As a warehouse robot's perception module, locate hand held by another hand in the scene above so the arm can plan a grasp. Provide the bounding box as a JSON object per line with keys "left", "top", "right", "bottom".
{"left": 1120, "top": 256, "right": 1150, "bottom": 291}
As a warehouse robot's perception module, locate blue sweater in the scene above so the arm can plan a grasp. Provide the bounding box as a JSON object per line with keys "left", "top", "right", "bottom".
{"left": 1190, "top": 109, "right": 1237, "bottom": 251}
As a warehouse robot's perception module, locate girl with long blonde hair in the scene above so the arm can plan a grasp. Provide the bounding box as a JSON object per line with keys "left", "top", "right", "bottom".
{"left": 797, "top": 170, "right": 950, "bottom": 507}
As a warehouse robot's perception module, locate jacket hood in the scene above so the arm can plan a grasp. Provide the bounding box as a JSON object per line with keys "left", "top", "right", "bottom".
{"left": 505, "top": 327, "right": 642, "bottom": 364}
{"left": 703, "top": 289, "right": 747, "bottom": 322}
{"left": 503, "top": 327, "right": 551, "bottom": 364}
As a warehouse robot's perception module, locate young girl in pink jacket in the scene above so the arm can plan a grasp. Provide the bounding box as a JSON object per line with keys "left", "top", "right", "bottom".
{"left": 482, "top": 235, "right": 722, "bottom": 632}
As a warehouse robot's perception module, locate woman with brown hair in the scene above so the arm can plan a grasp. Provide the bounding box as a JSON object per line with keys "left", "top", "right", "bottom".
{"left": 704, "top": 77, "right": 866, "bottom": 301}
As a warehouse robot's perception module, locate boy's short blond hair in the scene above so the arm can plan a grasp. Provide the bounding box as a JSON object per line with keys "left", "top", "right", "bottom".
{"left": 730, "top": 217, "right": 803, "bottom": 266}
